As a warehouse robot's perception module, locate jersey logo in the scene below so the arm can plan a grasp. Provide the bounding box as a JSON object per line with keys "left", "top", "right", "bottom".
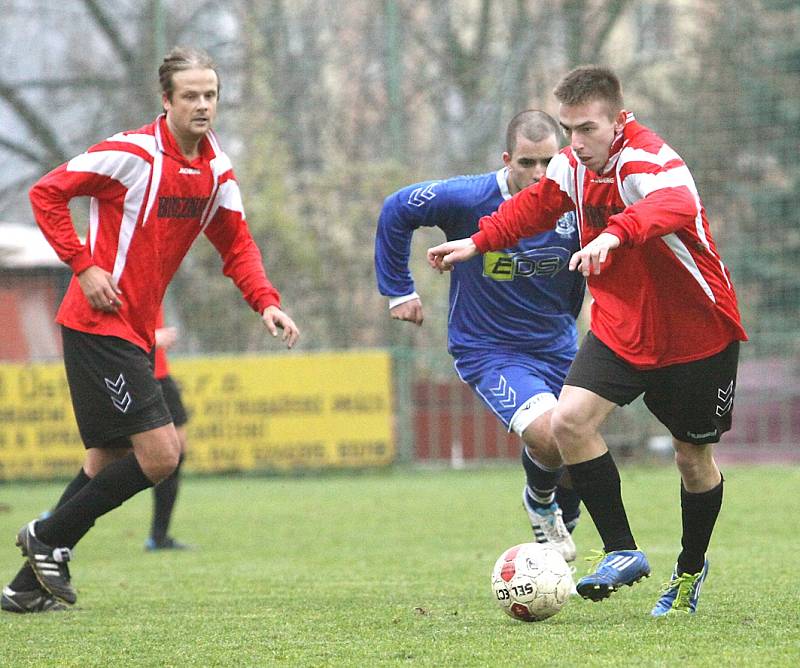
{"left": 583, "top": 204, "right": 625, "bottom": 229}
{"left": 482, "top": 247, "right": 570, "bottom": 282}
{"left": 407, "top": 183, "right": 439, "bottom": 207}
{"left": 716, "top": 381, "right": 734, "bottom": 416}
{"left": 104, "top": 374, "right": 132, "bottom": 413}
{"left": 157, "top": 196, "right": 210, "bottom": 219}
{"left": 489, "top": 375, "right": 516, "bottom": 408}
{"left": 178, "top": 167, "right": 202, "bottom": 175}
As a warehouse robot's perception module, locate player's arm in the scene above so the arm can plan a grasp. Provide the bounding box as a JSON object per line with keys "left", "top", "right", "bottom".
{"left": 428, "top": 176, "right": 570, "bottom": 270}
{"left": 203, "top": 176, "right": 299, "bottom": 349}
{"left": 375, "top": 181, "right": 452, "bottom": 327}
{"left": 29, "top": 155, "right": 137, "bottom": 312}
{"left": 606, "top": 154, "right": 700, "bottom": 246}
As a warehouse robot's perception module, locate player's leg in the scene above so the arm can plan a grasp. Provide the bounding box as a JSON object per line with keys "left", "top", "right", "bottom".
{"left": 552, "top": 333, "right": 650, "bottom": 600}
{"left": 554, "top": 469, "right": 581, "bottom": 533}
{"left": 455, "top": 352, "right": 575, "bottom": 559}
{"left": 518, "top": 409, "right": 576, "bottom": 561}
{"left": 2, "top": 464, "right": 97, "bottom": 613}
{"left": 147, "top": 376, "right": 189, "bottom": 550}
{"left": 648, "top": 342, "right": 738, "bottom": 616}
{"left": 11, "top": 328, "right": 177, "bottom": 605}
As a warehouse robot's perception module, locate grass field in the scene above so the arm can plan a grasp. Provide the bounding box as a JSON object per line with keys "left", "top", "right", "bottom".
{"left": 0, "top": 464, "right": 798, "bottom": 667}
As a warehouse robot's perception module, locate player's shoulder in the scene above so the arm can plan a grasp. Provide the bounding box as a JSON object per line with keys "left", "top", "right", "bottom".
{"left": 386, "top": 171, "right": 496, "bottom": 208}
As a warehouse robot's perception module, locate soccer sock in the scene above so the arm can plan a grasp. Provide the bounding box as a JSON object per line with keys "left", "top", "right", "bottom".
{"left": 677, "top": 477, "right": 723, "bottom": 575}
{"left": 554, "top": 485, "right": 581, "bottom": 528}
{"left": 150, "top": 454, "right": 184, "bottom": 543}
{"left": 35, "top": 453, "right": 154, "bottom": 549}
{"left": 566, "top": 451, "right": 637, "bottom": 552}
{"left": 521, "top": 447, "right": 561, "bottom": 508}
{"left": 9, "top": 468, "right": 91, "bottom": 591}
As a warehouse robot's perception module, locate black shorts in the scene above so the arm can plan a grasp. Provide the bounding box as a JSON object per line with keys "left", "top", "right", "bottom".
{"left": 158, "top": 375, "right": 188, "bottom": 427}
{"left": 565, "top": 331, "right": 740, "bottom": 445}
{"left": 61, "top": 326, "right": 173, "bottom": 449}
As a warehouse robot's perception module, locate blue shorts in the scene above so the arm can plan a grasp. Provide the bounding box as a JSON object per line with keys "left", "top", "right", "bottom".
{"left": 454, "top": 349, "right": 573, "bottom": 435}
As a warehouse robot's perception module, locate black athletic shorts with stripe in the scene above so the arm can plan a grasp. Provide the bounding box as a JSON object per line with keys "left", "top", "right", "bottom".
{"left": 564, "top": 331, "right": 740, "bottom": 445}
{"left": 61, "top": 326, "right": 173, "bottom": 449}
{"left": 158, "top": 375, "right": 188, "bottom": 427}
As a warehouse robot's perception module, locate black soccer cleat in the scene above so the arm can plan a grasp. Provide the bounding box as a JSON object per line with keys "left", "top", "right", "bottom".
{"left": 16, "top": 520, "right": 77, "bottom": 605}
{"left": 1, "top": 585, "right": 70, "bottom": 613}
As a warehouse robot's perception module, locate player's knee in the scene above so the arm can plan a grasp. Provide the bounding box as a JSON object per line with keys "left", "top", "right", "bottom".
{"left": 521, "top": 433, "right": 560, "bottom": 468}
{"left": 136, "top": 433, "right": 181, "bottom": 482}
{"left": 673, "top": 442, "right": 716, "bottom": 485}
{"left": 550, "top": 406, "right": 588, "bottom": 448}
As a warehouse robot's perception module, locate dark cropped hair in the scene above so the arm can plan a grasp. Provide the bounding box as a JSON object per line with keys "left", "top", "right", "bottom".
{"left": 553, "top": 65, "right": 623, "bottom": 119}
{"left": 159, "top": 46, "right": 219, "bottom": 101}
{"left": 505, "top": 109, "right": 562, "bottom": 155}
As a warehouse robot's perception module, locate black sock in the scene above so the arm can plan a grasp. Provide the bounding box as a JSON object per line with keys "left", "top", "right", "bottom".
{"left": 567, "top": 451, "right": 637, "bottom": 552}
{"left": 9, "top": 468, "right": 92, "bottom": 591}
{"left": 521, "top": 447, "right": 561, "bottom": 506}
{"left": 36, "top": 453, "right": 154, "bottom": 549}
{"left": 150, "top": 454, "right": 183, "bottom": 543}
{"left": 554, "top": 485, "right": 581, "bottom": 526}
{"left": 677, "top": 477, "right": 723, "bottom": 574}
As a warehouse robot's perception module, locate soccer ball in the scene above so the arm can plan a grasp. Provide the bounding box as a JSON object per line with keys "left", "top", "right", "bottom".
{"left": 491, "top": 542, "right": 575, "bottom": 622}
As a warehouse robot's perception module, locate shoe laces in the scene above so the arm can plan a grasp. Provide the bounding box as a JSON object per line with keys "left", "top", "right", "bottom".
{"left": 658, "top": 571, "right": 698, "bottom": 605}
{"left": 584, "top": 549, "right": 606, "bottom": 574}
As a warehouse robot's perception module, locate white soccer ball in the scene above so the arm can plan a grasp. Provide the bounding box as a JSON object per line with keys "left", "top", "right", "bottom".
{"left": 491, "top": 542, "right": 575, "bottom": 622}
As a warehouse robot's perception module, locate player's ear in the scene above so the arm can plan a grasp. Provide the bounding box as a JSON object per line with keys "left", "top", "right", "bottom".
{"left": 614, "top": 110, "right": 626, "bottom": 132}
{"left": 502, "top": 151, "right": 512, "bottom": 167}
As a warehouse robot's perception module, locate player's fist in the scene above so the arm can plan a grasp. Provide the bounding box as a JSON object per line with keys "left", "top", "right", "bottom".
{"left": 390, "top": 298, "right": 424, "bottom": 326}
{"left": 426, "top": 238, "right": 478, "bottom": 272}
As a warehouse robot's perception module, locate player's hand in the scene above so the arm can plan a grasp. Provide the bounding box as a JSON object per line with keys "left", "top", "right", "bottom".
{"left": 390, "top": 298, "right": 424, "bottom": 326}
{"left": 155, "top": 326, "right": 178, "bottom": 349}
{"left": 262, "top": 305, "right": 300, "bottom": 349}
{"left": 569, "top": 232, "right": 621, "bottom": 277}
{"left": 77, "top": 265, "right": 123, "bottom": 312}
{"left": 426, "top": 238, "right": 478, "bottom": 272}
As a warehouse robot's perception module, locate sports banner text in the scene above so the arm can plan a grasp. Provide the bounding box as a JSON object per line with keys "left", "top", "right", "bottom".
{"left": 0, "top": 350, "right": 394, "bottom": 480}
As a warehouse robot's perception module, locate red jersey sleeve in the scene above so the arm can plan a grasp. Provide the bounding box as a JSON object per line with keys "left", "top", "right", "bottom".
{"left": 472, "top": 161, "right": 574, "bottom": 253}
{"left": 605, "top": 154, "right": 701, "bottom": 246}
{"left": 203, "top": 172, "right": 281, "bottom": 314}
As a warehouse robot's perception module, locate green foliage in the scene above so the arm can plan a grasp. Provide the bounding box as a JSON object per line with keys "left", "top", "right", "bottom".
{"left": 1, "top": 465, "right": 798, "bottom": 666}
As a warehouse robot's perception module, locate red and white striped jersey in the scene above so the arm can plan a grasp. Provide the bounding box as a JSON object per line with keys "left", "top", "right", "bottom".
{"left": 472, "top": 112, "right": 747, "bottom": 369}
{"left": 30, "top": 116, "right": 281, "bottom": 352}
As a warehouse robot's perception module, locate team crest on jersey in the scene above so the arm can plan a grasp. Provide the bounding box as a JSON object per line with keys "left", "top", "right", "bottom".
{"left": 555, "top": 211, "right": 577, "bottom": 238}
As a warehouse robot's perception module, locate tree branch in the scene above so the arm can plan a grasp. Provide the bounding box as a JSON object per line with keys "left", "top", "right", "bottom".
{"left": 82, "top": 0, "right": 136, "bottom": 68}
{"left": 0, "top": 81, "right": 69, "bottom": 163}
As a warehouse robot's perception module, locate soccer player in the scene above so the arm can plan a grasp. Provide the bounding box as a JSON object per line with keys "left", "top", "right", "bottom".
{"left": 145, "top": 309, "right": 190, "bottom": 551}
{"left": 427, "top": 66, "right": 747, "bottom": 616}
{"left": 375, "top": 110, "right": 585, "bottom": 562}
{"left": 1, "top": 46, "right": 299, "bottom": 614}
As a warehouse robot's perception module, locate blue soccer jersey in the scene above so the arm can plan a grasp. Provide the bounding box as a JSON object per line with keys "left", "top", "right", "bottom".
{"left": 375, "top": 169, "right": 584, "bottom": 358}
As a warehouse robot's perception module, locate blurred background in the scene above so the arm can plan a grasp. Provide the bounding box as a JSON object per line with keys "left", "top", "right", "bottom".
{"left": 0, "top": 0, "right": 798, "bottom": 471}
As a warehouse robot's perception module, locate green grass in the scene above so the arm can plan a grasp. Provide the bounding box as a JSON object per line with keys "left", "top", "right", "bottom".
{"left": 0, "top": 464, "right": 798, "bottom": 667}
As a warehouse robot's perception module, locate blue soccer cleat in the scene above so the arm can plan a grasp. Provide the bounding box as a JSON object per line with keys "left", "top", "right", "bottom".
{"left": 576, "top": 549, "right": 650, "bottom": 601}
{"left": 651, "top": 560, "right": 709, "bottom": 617}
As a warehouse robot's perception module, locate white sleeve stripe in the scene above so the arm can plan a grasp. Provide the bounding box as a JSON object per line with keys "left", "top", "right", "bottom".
{"left": 621, "top": 165, "right": 698, "bottom": 199}
{"left": 546, "top": 153, "right": 576, "bottom": 203}
{"left": 211, "top": 151, "right": 233, "bottom": 178}
{"left": 140, "top": 149, "right": 163, "bottom": 228}
{"left": 618, "top": 143, "right": 681, "bottom": 167}
{"left": 216, "top": 179, "right": 244, "bottom": 214}
{"left": 104, "top": 132, "right": 157, "bottom": 157}
{"left": 111, "top": 177, "right": 149, "bottom": 283}
{"left": 67, "top": 150, "right": 151, "bottom": 189}
{"left": 660, "top": 233, "right": 716, "bottom": 302}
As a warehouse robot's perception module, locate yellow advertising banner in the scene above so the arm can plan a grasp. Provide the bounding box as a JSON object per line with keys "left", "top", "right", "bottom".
{"left": 0, "top": 350, "right": 394, "bottom": 480}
